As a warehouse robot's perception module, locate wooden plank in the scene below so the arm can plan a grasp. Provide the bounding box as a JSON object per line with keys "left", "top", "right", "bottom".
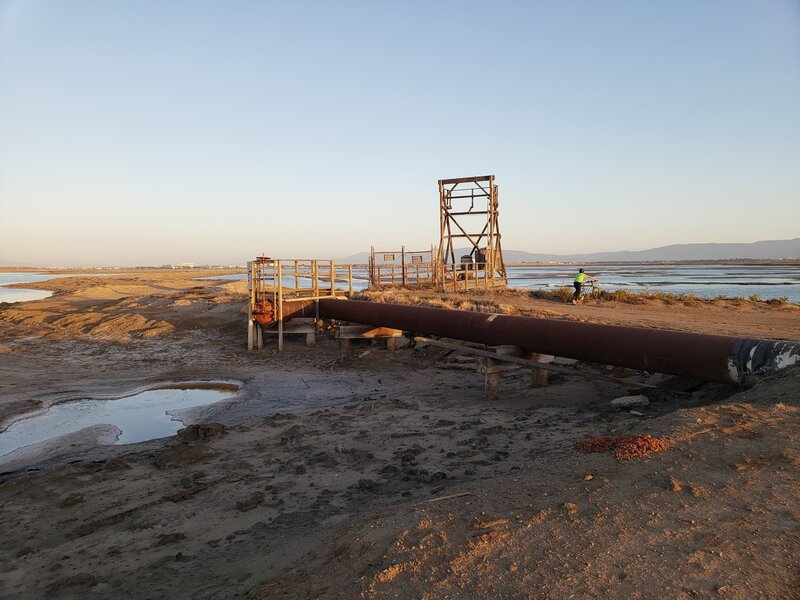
{"left": 261, "top": 320, "right": 317, "bottom": 334}
{"left": 414, "top": 337, "right": 656, "bottom": 389}
{"left": 336, "top": 325, "right": 404, "bottom": 339}
{"left": 439, "top": 175, "right": 493, "bottom": 185}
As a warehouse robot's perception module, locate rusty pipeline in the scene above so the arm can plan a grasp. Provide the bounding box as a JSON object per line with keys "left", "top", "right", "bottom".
{"left": 253, "top": 298, "right": 800, "bottom": 384}
{"left": 252, "top": 301, "right": 317, "bottom": 326}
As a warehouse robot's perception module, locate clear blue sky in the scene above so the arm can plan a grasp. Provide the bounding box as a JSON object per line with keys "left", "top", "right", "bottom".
{"left": 1, "top": 0, "right": 798, "bottom": 266}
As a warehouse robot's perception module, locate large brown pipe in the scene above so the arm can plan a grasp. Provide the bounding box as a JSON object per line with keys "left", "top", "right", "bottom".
{"left": 254, "top": 298, "right": 800, "bottom": 384}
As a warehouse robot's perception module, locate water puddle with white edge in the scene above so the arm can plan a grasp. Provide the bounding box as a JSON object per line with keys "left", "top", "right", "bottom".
{"left": 0, "top": 383, "right": 239, "bottom": 458}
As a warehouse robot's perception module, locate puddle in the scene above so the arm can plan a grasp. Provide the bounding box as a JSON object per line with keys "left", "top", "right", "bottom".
{"left": 0, "top": 383, "right": 239, "bottom": 458}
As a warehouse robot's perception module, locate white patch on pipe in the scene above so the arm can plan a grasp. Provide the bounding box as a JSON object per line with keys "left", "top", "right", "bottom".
{"left": 746, "top": 346, "right": 757, "bottom": 371}
{"left": 776, "top": 351, "right": 800, "bottom": 370}
{"left": 727, "top": 359, "right": 739, "bottom": 383}
{"left": 487, "top": 314, "right": 499, "bottom": 322}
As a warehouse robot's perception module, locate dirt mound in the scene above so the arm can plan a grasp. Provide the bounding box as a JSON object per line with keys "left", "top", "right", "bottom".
{"left": 576, "top": 434, "right": 671, "bottom": 460}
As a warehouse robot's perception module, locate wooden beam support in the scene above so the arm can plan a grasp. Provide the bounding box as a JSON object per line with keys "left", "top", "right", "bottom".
{"left": 335, "top": 325, "right": 404, "bottom": 339}
{"left": 414, "top": 337, "right": 656, "bottom": 389}
{"left": 439, "top": 176, "right": 493, "bottom": 185}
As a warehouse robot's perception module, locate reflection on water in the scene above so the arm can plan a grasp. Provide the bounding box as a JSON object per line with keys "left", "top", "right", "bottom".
{"left": 0, "top": 385, "right": 238, "bottom": 457}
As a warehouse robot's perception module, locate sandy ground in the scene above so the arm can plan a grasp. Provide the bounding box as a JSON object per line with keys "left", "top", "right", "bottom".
{"left": 0, "top": 270, "right": 798, "bottom": 599}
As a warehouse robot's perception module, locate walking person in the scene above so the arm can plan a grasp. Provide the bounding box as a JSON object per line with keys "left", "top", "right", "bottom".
{"left": 572, "top": 268, "right": 596, "bottom": 304}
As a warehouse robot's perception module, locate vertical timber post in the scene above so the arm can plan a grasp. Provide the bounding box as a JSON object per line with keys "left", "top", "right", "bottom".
{"left": 484, "top": 345, "right": 520, "bottom": 401}
{"left": 369, "top": 245, "right": 374, "bottom": 288}
{"left": 348, "top": 264, "right": 353, "bottom": 296}
{"left": 529, "top": 352, "right": 549, "bottom": 387}
{"left": 401, "top": 246, "right": 407, "bottom": 287}
{"left": 277, "top": 261, "right": 284, "bottom": 352}
{"left": 247, "top": 260, "right": 254, "bottom": 350}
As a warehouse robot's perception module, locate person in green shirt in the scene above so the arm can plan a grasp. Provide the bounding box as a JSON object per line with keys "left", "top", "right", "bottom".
{"left": 572, "top": 268, "right": 596, "bottom": 304}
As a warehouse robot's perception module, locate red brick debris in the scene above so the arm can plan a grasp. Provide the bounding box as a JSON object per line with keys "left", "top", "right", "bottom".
{"left": 576, "top": 434, "right": 671, "bottom": 461}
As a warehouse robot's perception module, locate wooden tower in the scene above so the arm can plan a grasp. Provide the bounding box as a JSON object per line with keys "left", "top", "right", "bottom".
{"left": 436, "top": 175, "right": 507, "bottom": 290}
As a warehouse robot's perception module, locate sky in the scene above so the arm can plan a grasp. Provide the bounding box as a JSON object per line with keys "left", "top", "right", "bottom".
{"left": 1, "top": 1, "right": 799, "bottom": 266}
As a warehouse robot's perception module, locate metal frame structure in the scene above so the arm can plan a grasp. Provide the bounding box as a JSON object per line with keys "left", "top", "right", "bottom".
{"left": 368, "top": 245, "right": 436, "bottom": 288}
{"left": 436, "top": 175, "right": 507, "bottom": 291}
{"left": 247, "top": 257, "right": 353, "bottom": 351}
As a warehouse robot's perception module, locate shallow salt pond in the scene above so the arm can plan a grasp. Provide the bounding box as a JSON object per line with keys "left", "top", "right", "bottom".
{"left": 0, "top": 385, "right": 238, "bottom": 457}
{"left": 0, "top": 272, "right": 121, "bottom": 303}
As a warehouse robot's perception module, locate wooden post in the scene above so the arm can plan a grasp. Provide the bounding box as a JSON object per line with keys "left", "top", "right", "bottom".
{"left": 256, "top": 322, "right": 263, "bottom": 350}
{"left": 247, "top": 260, "right": 255, "bottom": 350}
{"left": 529, "top": 352, "right": 549, "bottom": 387}
{"left": 401, "top": 246, "right": 407, "bottom": 287}
{"left": 348, "top": 264, "right": 353, "bottom": 296}
{"left": 330, "top": 260, "right": 335, "bottom": 296}
{"left": 312, "top": 260, "right": 318, "bottom": 298}
{"left": 485, "top": 363, "right": 500, "bottom": 401}
{"left": 277, "top": 261, "right": 284, "bottom": 352}
{"left": 369, "top": 245, "right": 374, "bottom": 288}
{"left": 484, "top": 345, "right": 520, "bottom": 401}
{"left": 306, "top": 332, "right": 316, "bottom": 348}
{"left": 340, "top": 338, "right": 351, "bottom": 361}
{"left": 294, "top": 259, "right": 299, "bottom": 291}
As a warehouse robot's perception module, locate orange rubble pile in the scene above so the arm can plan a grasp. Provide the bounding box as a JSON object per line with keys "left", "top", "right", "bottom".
{"left": 576, "top": 434, "right": 670, "bottom": 461}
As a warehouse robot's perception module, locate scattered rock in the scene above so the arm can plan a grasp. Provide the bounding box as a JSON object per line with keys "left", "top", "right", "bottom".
{"left": 645, "top": 373, "right": 672, "bottom": 385}
{"left": 629, "top": 410, "right": 645, "bottom": 416}
{"left": 478, "top": 425, "right": 506, "bottom": 435}
{"left": 307, "top": 451, "right": 339, "bottom": 468}
{"left": 156, "top": 532, "right": 187, "bottom": 546}
{"left": 414, "top": 465, "right": 447, "bottom": 483}
{"left": 611, "top": 395, "right": 650, "bottom": 409}
{"left": 236, "top": 492, "right": 265, "bottom": 512}
{"left": 584, "top": 474, "right": 594, "bottom": 481}
{"left": 393, "top": 335, "right": 411, "bottom": 350}
{"left": 278, "top": 425, "right": 304, "bottom": 446}
{"left": 59, "top": 493, "right": 85, "bottom": 508}
{"left": 552, "top": 357, "right": 578, "bottom": 366}
{"left": 176, "top": 423, "right": 226, "bottom": 442}
{"left": 357, "top": 478, "right": 377, "bottom": 491}
{"left": 102, "top": 458, "right": 132, "bottom": 471}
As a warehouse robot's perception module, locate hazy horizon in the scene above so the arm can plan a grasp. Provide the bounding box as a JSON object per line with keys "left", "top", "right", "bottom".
{"left": 2, "top": 1, "right": 799, "bottom": 266}
{"left": 1, "top": 236, "right": 798, "bottom": 269}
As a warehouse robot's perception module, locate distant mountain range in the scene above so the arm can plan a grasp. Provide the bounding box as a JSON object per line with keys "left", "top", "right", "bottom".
{"left": 337, "top": 238, "right": 800, "bottom": 263}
